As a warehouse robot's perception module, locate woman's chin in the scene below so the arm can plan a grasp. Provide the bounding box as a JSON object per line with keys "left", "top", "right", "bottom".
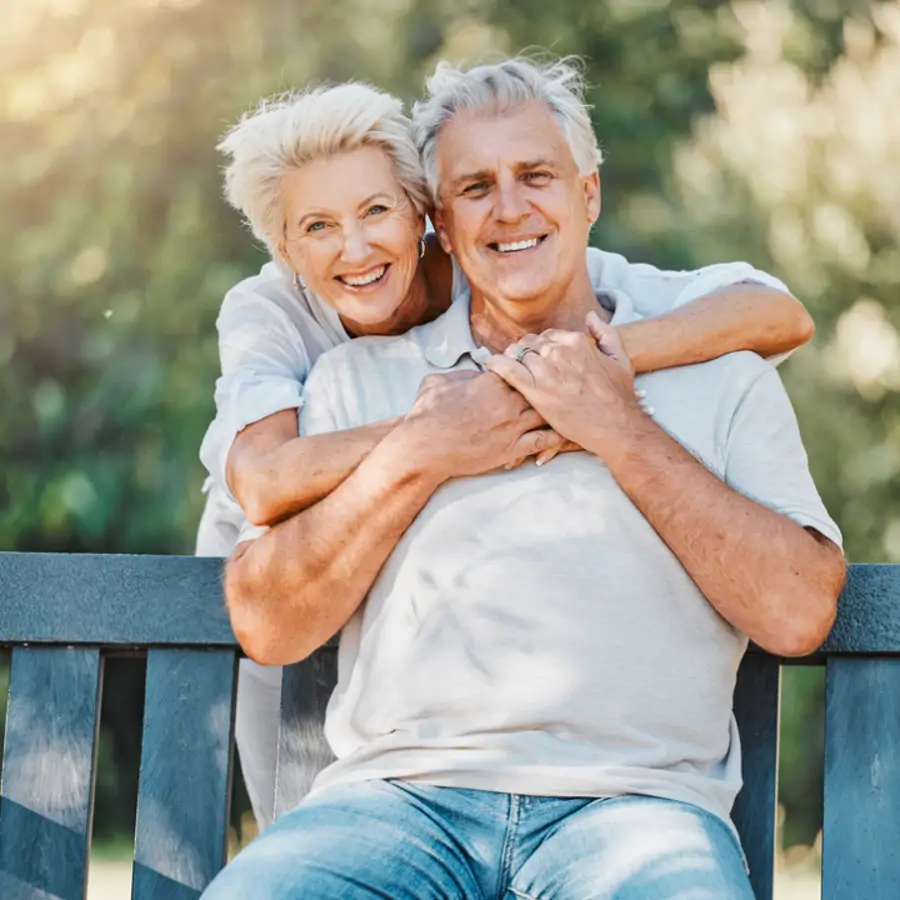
{"left": 335, "top": 294, "right": 406, "bottom": 333}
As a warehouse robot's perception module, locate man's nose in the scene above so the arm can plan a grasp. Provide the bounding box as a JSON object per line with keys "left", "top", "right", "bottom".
{"left": 494, "top": 179, "right": 529, "bottom": 223}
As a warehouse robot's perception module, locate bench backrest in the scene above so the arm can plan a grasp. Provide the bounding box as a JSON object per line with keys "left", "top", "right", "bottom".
{"left": 1, "top": 554, "right": 899, "bottom": 899}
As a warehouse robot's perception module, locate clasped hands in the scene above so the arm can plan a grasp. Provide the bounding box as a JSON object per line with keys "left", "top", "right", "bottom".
{"left": 401, "top": 311, "right": 649, "bottom": 481}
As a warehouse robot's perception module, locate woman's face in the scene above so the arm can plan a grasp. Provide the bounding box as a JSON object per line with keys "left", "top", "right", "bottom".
{"left": 279, "top": 145, "right": 425, "bottom": 329}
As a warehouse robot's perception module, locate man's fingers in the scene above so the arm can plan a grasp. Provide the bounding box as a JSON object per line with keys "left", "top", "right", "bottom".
{"left": 513, "top": 428, "right": 565, "bottom": 460}
{"left": 519, "top": 408, "right": 546, "bottom": 432}
{"left": 439, "top": 369, "right": 482, "bottom": 382}
{"left": 485, "top": 353, "right": 536, "bottom": 392}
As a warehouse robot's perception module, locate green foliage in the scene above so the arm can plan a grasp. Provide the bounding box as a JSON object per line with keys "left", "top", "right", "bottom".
{"left": 2, "top": 0, "right": 897, "bottom": 850}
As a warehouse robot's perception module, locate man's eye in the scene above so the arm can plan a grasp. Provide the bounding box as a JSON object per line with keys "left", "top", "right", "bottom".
{"left": 524, "top": 171, "right": 551, "bottom": 183}
{"left": 464, "top": 182, "right": 490, "bottom": 195}
{"left": 365, "top": 204, "right": 389, "bottom": 216}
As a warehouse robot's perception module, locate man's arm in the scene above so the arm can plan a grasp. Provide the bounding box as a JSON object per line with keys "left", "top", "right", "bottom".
{"left": 487, "top": 317, "right": 845, "bottom": 658}
{"left": 225, "top": 371, "right": 563, "bottom": 666}
{"left": 595, "top": 413, "right": 844, "bottom": 657}
{"left": 620, "top": 284, "right": 814, "bottom": 373}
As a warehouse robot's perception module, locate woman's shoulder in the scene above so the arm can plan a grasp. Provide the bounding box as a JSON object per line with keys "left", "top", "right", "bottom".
{"left": 217, "top": 261, "right": 345, "bottom": 346}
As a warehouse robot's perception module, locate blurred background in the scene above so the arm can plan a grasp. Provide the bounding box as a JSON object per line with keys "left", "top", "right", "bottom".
{"left": 2, "top": 0, "right": 899, "bottom": 896}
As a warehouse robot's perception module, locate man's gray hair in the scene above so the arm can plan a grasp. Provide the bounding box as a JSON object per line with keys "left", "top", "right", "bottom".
{"left": 412, "top": 56, "right": 604, "bottom": 204}
{"left": 218, "top": 83, "right": 430, "bottom": 255}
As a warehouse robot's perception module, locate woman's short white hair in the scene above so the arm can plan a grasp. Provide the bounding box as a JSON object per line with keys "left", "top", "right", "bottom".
{"left": 218, "top": 83, "right": 430, "bottom": 254}
{"left": 412, "top": 56, "right": 603, "bottom": 204}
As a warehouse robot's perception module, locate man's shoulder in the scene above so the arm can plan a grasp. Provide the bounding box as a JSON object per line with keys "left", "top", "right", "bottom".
{"left": 587, "top": 246, "right": 787, "bottom": 296}
{"left": 649, "top": 350, "right": 776, "bottom": 398}
{"left": 312, "top": 330, "right": 424, "bottom": 373}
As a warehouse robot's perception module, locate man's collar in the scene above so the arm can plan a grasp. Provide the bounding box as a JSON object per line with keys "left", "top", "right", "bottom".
{"left": 422, "top": 291, "right": 482, "bottom": 369}
{"left": 420, "top": 261, "right": 639, "bottom": 370}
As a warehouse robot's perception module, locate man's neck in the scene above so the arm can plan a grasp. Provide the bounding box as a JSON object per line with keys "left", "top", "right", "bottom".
{"left": 469, "top": 268, "right": 610, "bottom": 354}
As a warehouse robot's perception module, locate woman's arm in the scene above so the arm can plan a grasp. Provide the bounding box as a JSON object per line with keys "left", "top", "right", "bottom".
{"left": 620, "top": 283, "right": 814, "bottom": 374}
{"left": 224, "top": 280, "right": 813, "bottom": 526}
{"left": 227, "top": 410, "right": 401, "bottom": 526}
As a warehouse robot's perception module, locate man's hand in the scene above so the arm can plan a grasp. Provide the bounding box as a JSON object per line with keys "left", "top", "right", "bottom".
{"left": 485, "top": 311, "right": 644, "bottom": 455}
{"left": 393, "top": 369, "right": 566, "bottom": 481}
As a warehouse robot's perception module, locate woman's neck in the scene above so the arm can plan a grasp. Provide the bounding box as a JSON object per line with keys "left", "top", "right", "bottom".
{"left": 340, "top": 266, "right": 435, "bottom": 338}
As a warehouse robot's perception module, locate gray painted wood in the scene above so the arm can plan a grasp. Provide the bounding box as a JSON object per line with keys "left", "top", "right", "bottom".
{"left": 0, "top": 553, "right": 234, "bottom": 645}
{"left": 823, "top": 657, "right": 900, "bottom": 899}
{"left": 731, "top": 653, "right": 781, "bottom": 900}
{"left": 132, "top": 649, "right": 238, "bottom": 899}
{"left": 0, "top": 647, "right": 103, "bottom": 900}
{"left": 274, "top": 649, "right": 338, "bottom": 819}
{"left": 1, "top": 554, "right": 897, "bottom": 653}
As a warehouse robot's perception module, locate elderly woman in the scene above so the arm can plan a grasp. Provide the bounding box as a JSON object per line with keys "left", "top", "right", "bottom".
{"left": 195, "top": 82, "right": 814, "bottom": 830}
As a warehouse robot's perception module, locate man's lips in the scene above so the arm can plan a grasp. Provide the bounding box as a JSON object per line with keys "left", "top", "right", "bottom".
{"left": 487, "top": 235, "right": 549, "bottom": 254}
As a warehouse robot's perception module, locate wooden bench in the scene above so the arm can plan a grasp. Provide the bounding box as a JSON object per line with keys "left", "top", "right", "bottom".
{"left": 0, "top": 553, "right": 898, "bottom": 899}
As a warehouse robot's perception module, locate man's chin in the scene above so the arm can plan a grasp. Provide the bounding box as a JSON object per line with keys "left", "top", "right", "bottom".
{"left": 486, "top": 279, "right": 554, "bottom": 306}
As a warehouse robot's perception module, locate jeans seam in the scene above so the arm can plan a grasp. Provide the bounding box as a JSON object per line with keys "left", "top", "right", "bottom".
{"left": 508, "top": 890, "right": 539, "bottom": 900}
{"left": 496, "top": 795, "right": 521, "bottom": 900}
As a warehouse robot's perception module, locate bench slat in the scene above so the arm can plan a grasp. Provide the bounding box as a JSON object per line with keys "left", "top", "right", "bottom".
{"left": 275, "top": 650, "right": 338, "bottom": 819}
{"left": 132, "top": 649, "right": 237, "bottom": 899}
{"left": 823, "top": 657, "right": 900, "bottom": 898}
{"left": 732, "top": 653, "right": 781, "bottom": 900}
{"left": 0, "top": 553, "right": 234, "bottom": 646}
{"left": 0, "top": 647, "right": 102, "bottom": 900}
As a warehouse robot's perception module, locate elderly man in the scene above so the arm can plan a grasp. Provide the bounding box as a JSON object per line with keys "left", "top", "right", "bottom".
{"left": 205, "top": 58, "right": 844, "bottom": 899}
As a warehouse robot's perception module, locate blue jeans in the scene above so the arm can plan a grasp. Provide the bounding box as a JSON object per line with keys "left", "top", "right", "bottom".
{"left": 203, "top": 780, "right": 753, "bottom": 899}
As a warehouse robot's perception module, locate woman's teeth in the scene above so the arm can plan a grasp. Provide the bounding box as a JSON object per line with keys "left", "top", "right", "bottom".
{"left": 340, "top": 266, "right": 387, "bottom": 287}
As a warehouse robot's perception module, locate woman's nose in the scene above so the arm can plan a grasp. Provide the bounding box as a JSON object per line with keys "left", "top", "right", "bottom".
{"left": 340, "top": 225, "right": 372, "bottom": 264}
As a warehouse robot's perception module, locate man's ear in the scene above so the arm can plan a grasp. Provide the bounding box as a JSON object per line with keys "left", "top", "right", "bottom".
{"left": 432, "top": 207, "right": 454, "bottom": 255}
{"left": 583, "top": 169, "right": 601, "bottom": 223}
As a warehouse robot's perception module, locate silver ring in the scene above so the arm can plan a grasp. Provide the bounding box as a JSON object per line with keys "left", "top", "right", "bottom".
{"left": 515, "top": 346, "right": 538, "bottom": 364}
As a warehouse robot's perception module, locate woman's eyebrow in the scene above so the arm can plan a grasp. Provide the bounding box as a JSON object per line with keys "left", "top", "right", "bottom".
{"left": 356, "top": 192, "right": 393, "bottom": 209}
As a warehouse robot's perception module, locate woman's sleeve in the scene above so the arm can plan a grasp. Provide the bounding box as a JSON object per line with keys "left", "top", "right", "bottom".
{"left": 589, "top": 248, "right": 800, "bottom": 365}
{"left": 199, "top": 289, "right": 313, "bottom": 500}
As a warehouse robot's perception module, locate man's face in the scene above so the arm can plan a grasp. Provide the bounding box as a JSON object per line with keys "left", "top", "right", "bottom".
{"left": 434, "top": 101, "right": 600, "bottom": 307}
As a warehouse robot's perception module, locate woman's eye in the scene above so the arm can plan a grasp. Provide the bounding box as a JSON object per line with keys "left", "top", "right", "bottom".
{"left": 366, "top": 204, "right": 389, "bottom": 216}
{"left": 306, "top": 221, "right": 327, "bottom": 233}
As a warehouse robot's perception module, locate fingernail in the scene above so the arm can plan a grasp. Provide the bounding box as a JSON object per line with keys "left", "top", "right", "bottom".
{"left": 536, "top": 458, "right": 546, "bottom": 467}
{"left": 645, "top": 406, "right": 655, "bottom": 416}
{"left": 635, "top": 389, "right": 647, "bottom": 399}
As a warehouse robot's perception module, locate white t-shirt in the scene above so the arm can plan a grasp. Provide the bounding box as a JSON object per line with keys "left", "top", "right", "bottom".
{"left": 290, "top": 288, "right": 840, "bottom": 833}
{"left": 195, "top": 251, "right": 791, "bottom": 557}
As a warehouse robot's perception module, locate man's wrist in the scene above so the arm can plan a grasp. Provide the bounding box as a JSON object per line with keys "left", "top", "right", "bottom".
{"left": 580, "top": 403, "right": 662, "bottom": 471}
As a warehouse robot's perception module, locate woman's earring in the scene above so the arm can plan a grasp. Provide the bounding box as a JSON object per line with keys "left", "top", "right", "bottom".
{"left": 292, "top": 272, "right": 304, "bottom": 292}
{"left": 418, "top": 238, "right": 426, "bottom": 260}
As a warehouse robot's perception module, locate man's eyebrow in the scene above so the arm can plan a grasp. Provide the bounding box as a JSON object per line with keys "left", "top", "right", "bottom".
{"left": 517, "top": 157, "right": 558, "bottom": 171}
{"left": 450, "top": 169, "right": 494, "bottom": 191}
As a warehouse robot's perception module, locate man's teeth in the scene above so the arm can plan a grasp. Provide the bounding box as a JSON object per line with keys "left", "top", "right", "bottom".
{"left": 495, "top": 238, "right": 540, "bottom": 253}
{"left": 342, "top": 266, "right": 386, "bottom": 286}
